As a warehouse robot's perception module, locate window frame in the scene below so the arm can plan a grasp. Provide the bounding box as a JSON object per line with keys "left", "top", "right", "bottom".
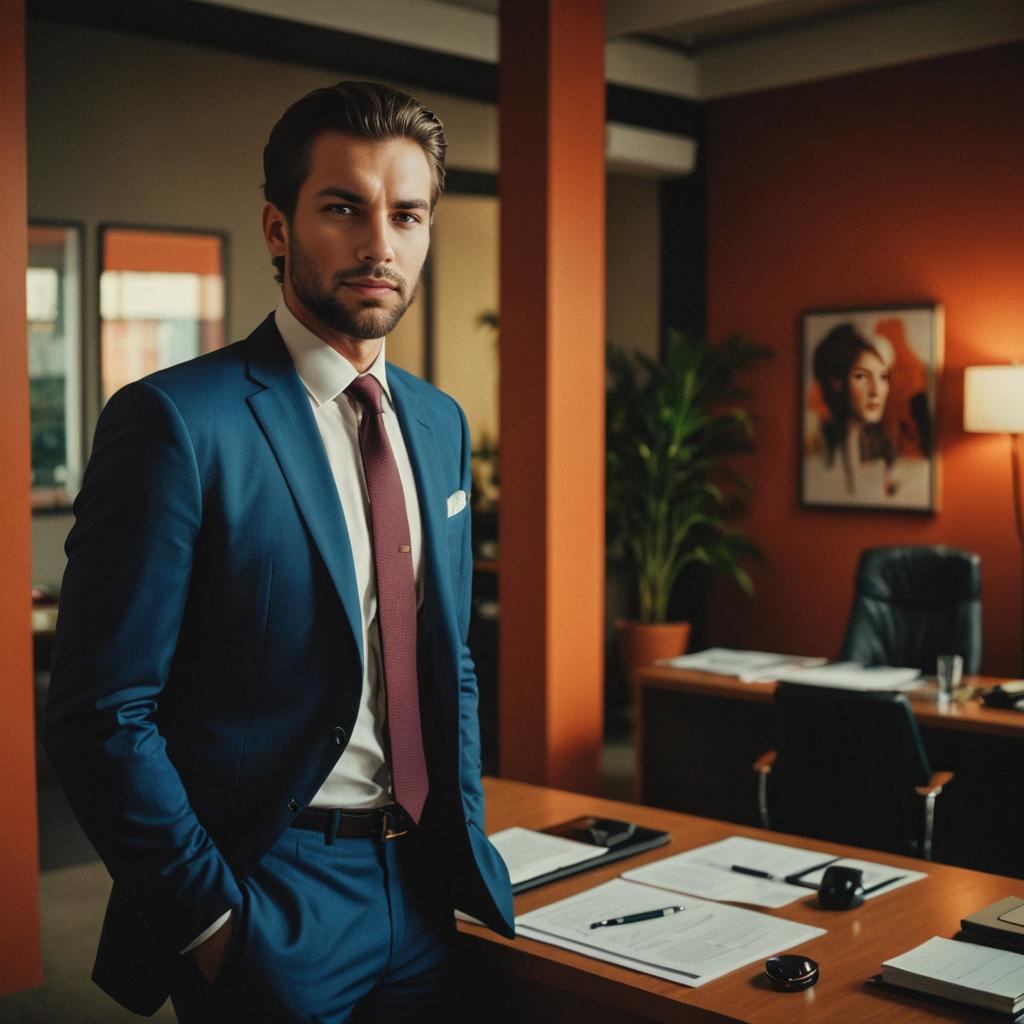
{"left": 96, "top": 221, "right": 231, "bottom": 412}
{"left": 28, "top": 218, "right": 86, "bottom": 515}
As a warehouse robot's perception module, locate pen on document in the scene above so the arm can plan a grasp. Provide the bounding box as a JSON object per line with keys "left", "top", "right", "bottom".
{"left": 731, "top": 859, "right": 839, "bottom": 885}
{"left": 590, "top": 906, "right": 683, "bottom": 929}
{"left": 863, "top": 874, "right": 906, "bottom": 895}
{"left": 730, "top": 864, "right": 786, "bottom": 882}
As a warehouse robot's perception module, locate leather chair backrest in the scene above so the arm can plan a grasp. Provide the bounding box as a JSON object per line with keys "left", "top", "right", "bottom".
{"left": 771, "top": 682, "right": 932, "bottom": 855}
{"left": 840, "top": 545, "right": 982, "bottom": 674}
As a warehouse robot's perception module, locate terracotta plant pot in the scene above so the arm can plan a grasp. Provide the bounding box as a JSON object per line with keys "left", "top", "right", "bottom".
{"left": 615, "top": 619, "right": 692, "bottom": 706}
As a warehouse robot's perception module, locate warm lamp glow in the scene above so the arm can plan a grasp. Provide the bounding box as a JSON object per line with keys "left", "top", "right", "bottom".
{"left": 964, "top": 365, "right": 1024, "bottom": 433}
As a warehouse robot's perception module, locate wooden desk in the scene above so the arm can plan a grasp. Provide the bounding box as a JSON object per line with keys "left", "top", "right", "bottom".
{"left": 461, "top": 776, "right": 1020, "bottom": 1023}
{"left": 636, "top": 668, "right": 1024, "bottom": 878}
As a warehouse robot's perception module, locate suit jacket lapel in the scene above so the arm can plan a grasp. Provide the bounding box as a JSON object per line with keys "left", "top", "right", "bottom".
{"left": 388, "top": 371, "right": 457, "bottom": 633}
{"left": 244, "top": 316, "right": 364, "bottom": 669}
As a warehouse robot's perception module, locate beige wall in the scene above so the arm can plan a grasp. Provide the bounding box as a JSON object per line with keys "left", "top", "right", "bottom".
{"left": 27, "top": 21, "right": 662, "bottom": 586}
{"left": 432, "top": 194, "right": 500, "bottom": 446}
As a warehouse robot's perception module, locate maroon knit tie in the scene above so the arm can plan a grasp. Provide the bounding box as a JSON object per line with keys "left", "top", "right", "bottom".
{"left": 346, "top": 374, "right": 428, "bottom": 824}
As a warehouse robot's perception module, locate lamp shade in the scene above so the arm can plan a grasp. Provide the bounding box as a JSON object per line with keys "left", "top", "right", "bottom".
{"left": 963, "top": 365, "right": 1024, "bottom": 433}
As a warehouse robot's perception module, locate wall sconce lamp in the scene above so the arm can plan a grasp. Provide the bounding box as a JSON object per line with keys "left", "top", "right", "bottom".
{"left": 964, "top": 364, "right": 1024, "bottom": 671}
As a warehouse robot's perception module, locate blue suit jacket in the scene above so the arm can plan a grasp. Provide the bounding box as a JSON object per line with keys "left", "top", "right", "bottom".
{"left": 44, "top": 314, "right": 514, "bottom": 1015}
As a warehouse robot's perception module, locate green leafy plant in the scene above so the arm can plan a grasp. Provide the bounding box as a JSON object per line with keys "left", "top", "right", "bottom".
{"left": 606, "top": 329, "right": 770, "bottom": 624}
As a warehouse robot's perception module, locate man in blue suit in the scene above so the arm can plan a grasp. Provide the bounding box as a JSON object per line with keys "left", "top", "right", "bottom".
{"left": 44, "top": 81, "right": 514, "bottom": 1022}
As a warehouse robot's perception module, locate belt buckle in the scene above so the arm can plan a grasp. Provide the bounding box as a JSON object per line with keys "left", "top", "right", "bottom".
{"left": 380, "top": 807, "right": 408, "bottom": 841}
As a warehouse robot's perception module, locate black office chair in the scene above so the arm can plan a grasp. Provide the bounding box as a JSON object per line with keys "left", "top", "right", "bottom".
{"left": 753, "top": 683, "right": 952, "bottom": 859}
{"left": 840, "top": 545, "right": 982, "bottom": 675}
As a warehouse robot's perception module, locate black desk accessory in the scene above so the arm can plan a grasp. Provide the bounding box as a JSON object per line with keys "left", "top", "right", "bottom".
{"left": 510, "top": 816, "right": 670, "bottom": 895}
{"left": 764, "top": 955, "right": 819, "bottom": 991}
{"left": 981, "top": 682, "right": 1024, "bottom": 711}
{"left": 817, "top": 865, "right": 865, "bottom": 910}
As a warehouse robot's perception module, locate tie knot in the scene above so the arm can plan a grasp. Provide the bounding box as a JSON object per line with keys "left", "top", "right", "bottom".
{"left": 346, "top": 374, "right": 384, "bottom": 416}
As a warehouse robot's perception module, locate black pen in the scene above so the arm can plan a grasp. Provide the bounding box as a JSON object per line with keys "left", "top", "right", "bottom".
{"left": 730, "top": 864, "right": 785, "bottom": 882}
{"left": 590, "top": 906, "right": 683, "bottom": 929}
{"left": 731, "top": 858, "right": 839, "bottom": 885}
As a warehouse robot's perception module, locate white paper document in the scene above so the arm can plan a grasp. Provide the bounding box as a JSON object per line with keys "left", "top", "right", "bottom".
{"left": 623, "top": 836, "right": 838, "bottom": 908}
{"left": 883, "top": 936, "right": 1024, "bottom": 1013}
{"left": 659, "top": 647, "right": 827, "bottom": 683}
{"left": 775, "top": 661, "right": 921, "bottom": 690}
{"left": 489, "top": 827, "right": 608, "bottom": 886}
{"left": 622, "top": 838, "right": 925, "bottom": 907}
{"left": 516, "top": 877, "right": 825, "bottom": 987}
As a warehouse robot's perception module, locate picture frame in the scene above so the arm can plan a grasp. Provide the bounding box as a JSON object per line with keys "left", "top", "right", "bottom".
{"left": 800, "top": 303, "right": 943, "bottom": 513}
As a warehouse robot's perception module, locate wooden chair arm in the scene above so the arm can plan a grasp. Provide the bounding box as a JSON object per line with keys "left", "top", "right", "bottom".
{"left": 753, "top": 750, "right": 777, "bottom": 775}
{"left": 916, "top": 770, "right": 954, "bottom": 797}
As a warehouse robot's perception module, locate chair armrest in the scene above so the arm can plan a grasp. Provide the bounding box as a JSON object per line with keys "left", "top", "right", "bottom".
{"left": 753, "top": 750, "right": 777, "bottom": 775}
{"left": 915, "top": 770, "right": 954, "bottom": 797}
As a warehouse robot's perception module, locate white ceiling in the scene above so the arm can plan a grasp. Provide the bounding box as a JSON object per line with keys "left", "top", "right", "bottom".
{"left": 210, "top": 0, "right": 1024, "bottom": 100}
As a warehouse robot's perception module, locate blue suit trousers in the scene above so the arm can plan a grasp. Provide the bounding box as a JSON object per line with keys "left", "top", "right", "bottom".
{"left": 170, "top": 827, "right": 457, "bottom": 1023}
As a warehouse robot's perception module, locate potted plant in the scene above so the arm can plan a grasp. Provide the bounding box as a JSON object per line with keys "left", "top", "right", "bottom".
{"left": 607, "top": 328, "right": 769, "bottom": 697}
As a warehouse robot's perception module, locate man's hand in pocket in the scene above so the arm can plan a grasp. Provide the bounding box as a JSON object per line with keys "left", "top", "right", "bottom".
{"left": 192, "top": 914, "right": 235, "bottom": 984}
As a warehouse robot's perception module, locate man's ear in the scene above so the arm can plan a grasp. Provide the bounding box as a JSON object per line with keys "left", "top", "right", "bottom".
{"left": 262, "top": 202, "right": 289, "bottom": 259}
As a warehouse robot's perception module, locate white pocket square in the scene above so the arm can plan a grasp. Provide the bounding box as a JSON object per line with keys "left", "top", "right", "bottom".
{"left": 446, "top": 490, "right": 468, "bottom": 517}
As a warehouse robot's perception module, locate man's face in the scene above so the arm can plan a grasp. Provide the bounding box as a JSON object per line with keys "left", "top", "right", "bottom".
{"left": 266, "top": 131, "right": 433, "bottom": 343}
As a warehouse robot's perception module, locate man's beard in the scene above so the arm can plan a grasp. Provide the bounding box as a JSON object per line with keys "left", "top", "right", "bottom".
{"left": 287, "top": 238, "right": 418, "bottom": 340}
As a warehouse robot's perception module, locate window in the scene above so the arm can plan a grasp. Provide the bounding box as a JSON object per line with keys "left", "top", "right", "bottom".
{"left": 28, "top": 223, "right": 82, "bottom": 510}
{"left": 99, "top": 227, "right": 226, "bottom": 402}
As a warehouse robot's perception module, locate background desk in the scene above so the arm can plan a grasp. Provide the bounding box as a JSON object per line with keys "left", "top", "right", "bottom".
{"left": 636, "top": 668, "right": 1024, "bottom": 878}
{"left": 461, "top": 776, "right": 1023, "bottom": 1023}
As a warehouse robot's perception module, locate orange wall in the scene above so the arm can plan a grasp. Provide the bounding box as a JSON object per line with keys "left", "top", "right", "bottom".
{"left": 0, "top": 0, "right": 42, "bottom": 996}
{"left": 707, "top": 42, "right": 1024, "bottom": 676}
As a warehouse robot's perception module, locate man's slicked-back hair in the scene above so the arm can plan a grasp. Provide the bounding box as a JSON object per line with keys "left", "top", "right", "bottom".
{"left": 263, "top": 81, "right": 447, "bottom": 281}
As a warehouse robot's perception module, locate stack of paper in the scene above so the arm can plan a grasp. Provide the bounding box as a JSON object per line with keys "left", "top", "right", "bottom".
{"left": 659, "top": 647, "right": 827, "bottom": 682}
{"left": 882, "top": 936, "right": 1024, "bottom": 1015}
{"left": 776, "top": 661, "right": 921, "bottom": 690}
{"left": 516, "top": 877, "right": 825, "bottom": 988}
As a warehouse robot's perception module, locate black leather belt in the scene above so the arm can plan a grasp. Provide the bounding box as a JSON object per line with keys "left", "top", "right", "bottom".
{"left": 290, "top": 804, "right": 410, "bottom": 843}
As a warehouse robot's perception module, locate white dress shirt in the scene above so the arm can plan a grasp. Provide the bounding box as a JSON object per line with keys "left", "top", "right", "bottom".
{"left": 275, "top": 298, "right": 425, "bottom": 808}
{"left": 182, "top": 300, "right": 424, "bottom": 952}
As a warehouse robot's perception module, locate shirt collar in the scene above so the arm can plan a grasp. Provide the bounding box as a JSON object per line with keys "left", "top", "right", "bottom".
{"left": 275, "top": 298, "right": 392, "bottom": 409}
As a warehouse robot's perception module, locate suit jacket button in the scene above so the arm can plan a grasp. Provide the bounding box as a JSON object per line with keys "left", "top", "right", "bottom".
{"left": 288, "top": 799, "right": 299, "bottom": 813}
{"left": 331, "top": 726, "right": 348, "bottom": 746}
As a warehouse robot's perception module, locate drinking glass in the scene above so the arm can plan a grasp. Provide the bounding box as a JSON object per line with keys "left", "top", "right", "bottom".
{"left": 936, "top": 654, "right": 964, "bottom": 701}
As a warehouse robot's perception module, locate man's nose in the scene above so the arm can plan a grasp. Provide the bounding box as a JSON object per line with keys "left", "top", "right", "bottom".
{"left": 357, "top": 214, "right": 395, "bottom": 264}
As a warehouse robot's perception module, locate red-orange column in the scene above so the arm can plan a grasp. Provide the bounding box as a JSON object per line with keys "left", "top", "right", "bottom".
{"left": 498, "top": 0, "right": 605, "bottom": 792}
{"left": 0, "top": 0, "right": 42, "bottom": 997}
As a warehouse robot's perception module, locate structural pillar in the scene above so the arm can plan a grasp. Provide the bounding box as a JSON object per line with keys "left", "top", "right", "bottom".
{"left": 498, "top": 0, "right": 605, "bottom": 792}
{"left": 0, "top": 0, "right": 42, "bottom": 997}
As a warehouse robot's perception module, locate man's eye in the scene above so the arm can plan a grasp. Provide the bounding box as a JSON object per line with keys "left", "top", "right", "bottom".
{"left": 394, "top": 213, "right": 420, "bottom": 224}
{"left": 325, "top": 204, "right": 355, "bottom": 215}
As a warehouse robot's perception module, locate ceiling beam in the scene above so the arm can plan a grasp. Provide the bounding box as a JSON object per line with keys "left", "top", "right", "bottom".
{"left": 606, "top": 0, "right": 795, "bottom": 39}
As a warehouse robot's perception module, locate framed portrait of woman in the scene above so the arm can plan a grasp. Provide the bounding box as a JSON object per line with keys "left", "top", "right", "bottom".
{"left": 800, "top": 303, "right": 943, "bottom": 513}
